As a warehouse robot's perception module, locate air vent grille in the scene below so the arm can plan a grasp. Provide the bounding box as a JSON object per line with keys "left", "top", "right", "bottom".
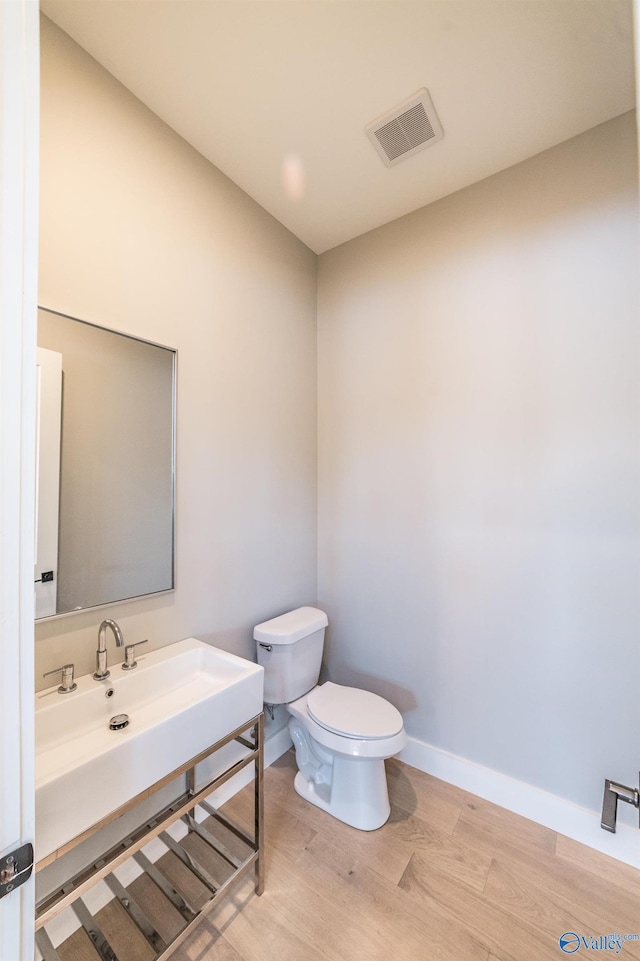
{"left": 366, "top": 88, "right": 443, "bottom": 167}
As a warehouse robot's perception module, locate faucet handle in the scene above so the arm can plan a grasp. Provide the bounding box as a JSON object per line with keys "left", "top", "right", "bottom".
{"left": 122, "top": 640, "right": 148, "bottom": 671}
{"left": 43, "top": 664, "right": 77, "bottom": 694}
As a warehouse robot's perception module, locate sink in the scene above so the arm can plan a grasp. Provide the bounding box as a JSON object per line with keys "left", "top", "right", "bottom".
{"left": 35, "top": 638, "right": 264, "bottom": 863}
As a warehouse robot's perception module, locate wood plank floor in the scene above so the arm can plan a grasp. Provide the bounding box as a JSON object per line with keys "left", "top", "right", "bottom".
{"left": 56, "top": 751, "right": 640, "bottom": 961}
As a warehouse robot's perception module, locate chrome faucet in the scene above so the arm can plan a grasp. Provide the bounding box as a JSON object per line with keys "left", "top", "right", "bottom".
{"left": 94, "top": 619, "right": 124, "bottom": 680}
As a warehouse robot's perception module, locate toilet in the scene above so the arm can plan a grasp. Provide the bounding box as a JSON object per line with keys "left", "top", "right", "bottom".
{"left": 254, "top": 606, "right": 407, "bottom": 831}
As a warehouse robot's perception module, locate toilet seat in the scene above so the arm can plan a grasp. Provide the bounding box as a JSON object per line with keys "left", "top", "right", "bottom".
{"left": 306, "top": 682, "right": 404, "bottom": 740}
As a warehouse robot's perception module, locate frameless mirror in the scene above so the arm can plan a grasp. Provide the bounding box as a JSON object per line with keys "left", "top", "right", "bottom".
{"left": 36, "top": 307, "right": 176, "bottom": 619}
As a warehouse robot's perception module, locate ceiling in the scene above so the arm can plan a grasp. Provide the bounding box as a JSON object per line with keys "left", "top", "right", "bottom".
{"left": 40, "top": 0, "right": 636, "bottom": 254}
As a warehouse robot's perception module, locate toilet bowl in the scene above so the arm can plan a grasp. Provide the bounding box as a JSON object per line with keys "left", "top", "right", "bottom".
{"left": 254, "top": 607, "right": 407, "bottom": 831}
{"left": 287, "top": 681, "right": 407, "bottom": 830}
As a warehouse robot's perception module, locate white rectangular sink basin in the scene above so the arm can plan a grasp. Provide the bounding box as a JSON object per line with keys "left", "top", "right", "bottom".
{"left": 35, "top": 638, "right": 264, "bottom": 863}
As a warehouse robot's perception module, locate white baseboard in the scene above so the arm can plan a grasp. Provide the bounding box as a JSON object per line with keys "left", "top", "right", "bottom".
{"left": 400, "top": 736, "right": 640, "bottom": 870}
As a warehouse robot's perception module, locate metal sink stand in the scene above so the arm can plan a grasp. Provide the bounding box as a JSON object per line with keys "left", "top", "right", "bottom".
{"left": 35, "top": 713, "right": 264, "bottom": 961}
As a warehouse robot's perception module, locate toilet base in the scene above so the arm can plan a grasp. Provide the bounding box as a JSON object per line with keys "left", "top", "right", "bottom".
{"left": 289, "top": 718, "right": 391, "bottom": 831}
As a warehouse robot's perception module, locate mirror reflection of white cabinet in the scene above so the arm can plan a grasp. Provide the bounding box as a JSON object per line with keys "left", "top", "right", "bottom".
{"left": 35, "top": 347, "right": 62, "bottom": 618}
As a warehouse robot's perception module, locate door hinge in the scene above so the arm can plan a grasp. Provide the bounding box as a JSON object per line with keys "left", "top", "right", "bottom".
{"left": 0, "top": 843, "right": 34, "bottom": 899}
{"left": 601, "top": 775, "right": 640, "bottom": 833}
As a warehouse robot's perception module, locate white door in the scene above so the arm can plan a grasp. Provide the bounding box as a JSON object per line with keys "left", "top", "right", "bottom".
{"left": 35, "top": 348, "right": 63, "bottom": 619}
{"left": 0, "top": 2, "right": 39, "bottom": 959}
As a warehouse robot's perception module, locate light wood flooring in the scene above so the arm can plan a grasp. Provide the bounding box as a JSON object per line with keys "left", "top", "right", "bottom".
{"left": 56, "top": 750, "right": 640, "bottom": 961}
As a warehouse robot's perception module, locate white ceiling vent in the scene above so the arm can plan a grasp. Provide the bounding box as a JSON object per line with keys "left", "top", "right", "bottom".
{"left": 366, "top": 88, "right": 444, "bottom": 167}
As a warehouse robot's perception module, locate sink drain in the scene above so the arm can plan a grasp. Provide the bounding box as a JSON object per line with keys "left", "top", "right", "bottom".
{"left": 109, "top": 713, "right": 130, "bottom": 731}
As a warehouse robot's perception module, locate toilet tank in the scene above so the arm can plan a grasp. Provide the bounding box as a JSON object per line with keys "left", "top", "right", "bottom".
{"left": 254, "top": 607, "right": 328, "bottom": 704}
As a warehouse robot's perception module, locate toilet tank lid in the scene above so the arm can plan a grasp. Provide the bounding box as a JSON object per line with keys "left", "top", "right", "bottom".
{"left": 254, "top": 606, "right": 328, "bottom": 645}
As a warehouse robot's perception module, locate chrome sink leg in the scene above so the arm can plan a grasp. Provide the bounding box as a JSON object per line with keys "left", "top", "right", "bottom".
{"left": 187, "top": 766, "right": 196, "bottom": 822}
{"left": 255, "top": 713, "right": 264, "bottom": 896}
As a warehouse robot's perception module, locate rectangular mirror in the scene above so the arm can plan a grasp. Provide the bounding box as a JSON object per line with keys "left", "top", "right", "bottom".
{"left": 36, "top": 307, "right": 176, "bottom": 619}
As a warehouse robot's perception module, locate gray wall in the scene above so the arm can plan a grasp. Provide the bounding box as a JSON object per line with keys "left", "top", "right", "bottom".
{"left": 317, "top": 112, "right": 640, "bottom": 814}
{"left": 36, "top": 17, "right": 318, "bottom": 684}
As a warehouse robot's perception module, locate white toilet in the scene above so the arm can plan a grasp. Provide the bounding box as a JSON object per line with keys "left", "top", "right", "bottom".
{"left": 254, "top": 606, "right": 407, "bottom": 831}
